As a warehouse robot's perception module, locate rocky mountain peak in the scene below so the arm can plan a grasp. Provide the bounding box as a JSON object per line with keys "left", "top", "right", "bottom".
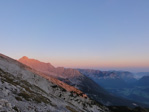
{"left": 19, "top": 56, "right": 83, "bottom": 78}
{"left": 21, "top": 56, "right": 29, "bottom": 59}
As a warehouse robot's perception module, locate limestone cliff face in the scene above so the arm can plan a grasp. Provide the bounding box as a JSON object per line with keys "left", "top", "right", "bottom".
{"left": 19, "top": 56, "right": 55, "bottom": 72}
{"left": 19, "top": 56, "right": 82, "bottom": 78}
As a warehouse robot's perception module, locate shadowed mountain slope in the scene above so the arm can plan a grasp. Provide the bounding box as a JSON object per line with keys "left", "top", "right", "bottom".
{"left": 78, "top": 69, "right": 149, "bottom": 106}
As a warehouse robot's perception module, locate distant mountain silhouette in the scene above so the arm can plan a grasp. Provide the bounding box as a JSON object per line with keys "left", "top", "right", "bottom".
{"left": 78, "top": 69, "right": 149, "bottom": 106}
{"left": 78, "top": 69, "right": 137, "bottom": 88}
{"left": 135, "top": 76, "right": 149, "bottom": 87}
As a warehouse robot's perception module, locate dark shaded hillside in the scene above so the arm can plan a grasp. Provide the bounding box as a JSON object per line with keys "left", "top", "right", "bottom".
{"left": 59, "top": 75, "right": 146, "bottom": 107}
{"left": 109, "top": 106, "right": 149, "bottom": 112}
{"left": 134, "top": 72, "right": 149, "bottom": 79}
{"left": 136, "top": 76, "right": 149, "bottom": 86}
{"left": 78, "top": 69, "right": 149, "bottom": 107}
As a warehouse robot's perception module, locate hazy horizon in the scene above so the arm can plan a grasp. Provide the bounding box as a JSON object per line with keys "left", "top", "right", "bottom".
{"left": 0, "top": 0, "right": 149, "bottom": 72}
{"left": 16, "top": 55, "right": 148, "bottom": 73}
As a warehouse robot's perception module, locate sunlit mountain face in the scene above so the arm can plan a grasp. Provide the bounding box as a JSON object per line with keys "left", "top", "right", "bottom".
{"left": 19, "top": 56, "right": 83, "bottom": 79}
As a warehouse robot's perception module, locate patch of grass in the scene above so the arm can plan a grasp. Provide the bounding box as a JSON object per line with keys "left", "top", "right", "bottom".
{"left": 33, "top": 95, "right": 51, "bottom": 104}
{"left": 31, "top": 85, "right": 47, "bottom": 95}
{"left": 18, "top": 91, "right": 31, "bottom": 101}
{"left": 66, "top": 106, "right": 78, "bottom": 112}
{"left": 0, "top": 71, "right": 19, "bottom": 86}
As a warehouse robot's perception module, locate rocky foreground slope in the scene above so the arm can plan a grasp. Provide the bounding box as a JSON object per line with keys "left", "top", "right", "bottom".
{"left": 0, "top": 53, "right": 109, "bottom": 112}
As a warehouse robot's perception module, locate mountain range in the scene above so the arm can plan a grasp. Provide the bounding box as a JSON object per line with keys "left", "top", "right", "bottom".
{"left": 19, "top": 56, "right": 147, "bottom": 107}
{"left": 0, "top": 54, "right": 109, "bottom": 112}
{"left": 0, "top": 53, "right": 149, "bottom": 112}
{"left": 78, "top": 69, "right": 149, "bottom": 106}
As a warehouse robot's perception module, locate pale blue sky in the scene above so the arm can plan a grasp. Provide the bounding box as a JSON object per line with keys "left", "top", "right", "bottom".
{"left": 0, "top": 0, "right": 149, "bottom": 72}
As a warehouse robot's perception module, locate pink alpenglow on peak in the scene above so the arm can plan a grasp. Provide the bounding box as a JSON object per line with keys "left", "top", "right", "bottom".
{"left": 19, "top": 56, "right": 55, "bottom": 72}
{"left": 19, "top": 56, "right": 83, "bottom": 78}
{"left": 21, "top": 56, "right": 29, "bottom": 59}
